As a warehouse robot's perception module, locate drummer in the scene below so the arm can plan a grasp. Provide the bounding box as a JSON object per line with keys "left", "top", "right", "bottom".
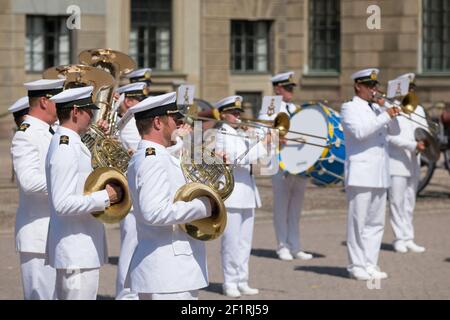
{"left": 259, "top": 71, "right": 313, "bottom": 261}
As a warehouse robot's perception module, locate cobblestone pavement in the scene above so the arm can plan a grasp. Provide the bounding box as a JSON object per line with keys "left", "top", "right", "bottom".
{"left": 0, "top": 122, "right": 449, "bottom": 299}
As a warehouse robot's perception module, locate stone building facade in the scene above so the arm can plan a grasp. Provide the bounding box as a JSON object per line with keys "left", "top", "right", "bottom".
{"left": 0, "top": 0, "right": 448, "bottom": 122}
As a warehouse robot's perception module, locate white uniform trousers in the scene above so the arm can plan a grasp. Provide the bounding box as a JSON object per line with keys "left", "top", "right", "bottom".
{"left": 115, "top": 212, "right": 139, "bottom": 300}
{"left": 389, "top": 175, "right": 418, "bottom": 242}
{"left": 221, "top": 208, "right": 254, "bottom": 288}
{"left": 19, "top": 252, "right": 56, "bottom": 300}
{"left": 272, "top": 172, "right": 307, "bottom": 253}
{"left": 346, "top": 186, "right": 387, "bottom": 271}
{"left": 138, "top": 290, "right": 198, "bottom": 300}
{"left": 56, "top": 268, "right": 99, "bottom": 300}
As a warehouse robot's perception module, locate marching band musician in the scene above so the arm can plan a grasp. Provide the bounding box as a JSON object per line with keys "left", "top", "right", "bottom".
{"left": 116, "top": 82, "right": 149, "bottom": 152}
{"left": 8, "top": 96, "right": 29, "bottom": 128}
{"left": 126, "top": 92, "right": 214, "bottom": 300}
{"left": 10, "top": 79, "right": 64, "bottom": 300}
{"left": 341, "top": 68, "right": 401, "bottom": 281}
{"left": 214, "top": 95, "right": 270, "bottom": 298}
{"left": 114, "top": 82, "right": 148, "bottom": 300}
{"left": 114, "top": 82, "right": 191, "bottom": 299}
{"left": 46, "top": 86, "right": 122, "bottom": 299}
{"left": 125, "top": 68, "right": 152, "bottom": 88}
{"left": 387, "top": 73, "right": 427, "bottom": 254}
{"left": 260, "top": 71, "right": 313, "bottom": 261}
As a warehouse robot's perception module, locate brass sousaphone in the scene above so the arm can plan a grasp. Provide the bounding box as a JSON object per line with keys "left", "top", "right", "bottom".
{"left": 79, "top": 49, "right": 136, "bottom": 223}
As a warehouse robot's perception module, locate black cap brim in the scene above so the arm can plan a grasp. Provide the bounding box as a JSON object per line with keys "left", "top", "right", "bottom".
{"left": 219, "top": 106, "right": 243, "bottom": 113}
{"left": 83, "top": 103, "right": 99, "bottom": 110}
{"left": 358, "top": 80, "right": 379, "bottom": 86}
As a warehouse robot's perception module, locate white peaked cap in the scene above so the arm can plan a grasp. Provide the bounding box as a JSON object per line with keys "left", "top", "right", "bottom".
{"left": 24, "top": 78, "right": 66, "bottom": 98}
{"left": 50, "top": 86, "right": 98, "bottom": 109}
{"left": 351, "top": 68, "right": 380, "bottom": 82}
{"left": 130, "top": 92, "right": 179, "bottom": 120}
{"left": 8, "top": 96, "right": 29, "bottom": 113}
{"left": 215, "top": 95, "right": 244, "bottom": 112}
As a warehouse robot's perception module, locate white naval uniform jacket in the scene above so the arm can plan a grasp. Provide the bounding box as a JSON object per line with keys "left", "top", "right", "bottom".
{"left": 340, "top": 96, "right": 400, "bottom": 188}
{"left": 11, "top": 115, "right": 53, "bottom": 253}
{"left": 127, "top": 140, "right": 212, "bottom": 293}
{"left": 215, "top": 123, "right": 266, "bottom": 209}
{"left": 258, "top": 101, "right": 298, "bottom": 176}
{"left": 387, "top": 105, "right": 427, "bottom": 177}
{"left": 119, "top": 117, "right": 140, "bottom": 152}
{"left": 45, "top": 126, "right": 110, "bottom": 269}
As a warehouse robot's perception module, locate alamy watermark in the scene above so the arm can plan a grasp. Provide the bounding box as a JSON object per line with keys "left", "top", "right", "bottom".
{"left": 367, "top": 5, "right": 381, "bottom": 30}
{"left": 66, "top": 5, "right": 81, "bottom": 30}
{"left": 366, "top": 277, "right": 382, "bottom": 290}
{"left": 176, "top": 121, "right": 280, "bottom": 176}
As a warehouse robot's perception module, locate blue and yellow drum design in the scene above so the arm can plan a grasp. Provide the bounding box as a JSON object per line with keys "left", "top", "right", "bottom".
{"left": 278, "top": 102, "right": 345, "bottom": 186}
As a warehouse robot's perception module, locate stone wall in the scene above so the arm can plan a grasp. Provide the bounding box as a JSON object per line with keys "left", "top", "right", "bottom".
{"left": 0, "top": 0, "right": 449, "bottom": 115}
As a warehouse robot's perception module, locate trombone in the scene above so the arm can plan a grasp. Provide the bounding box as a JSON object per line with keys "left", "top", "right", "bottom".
{"left": 374, "top": 90, "right": 440, "bottom": 162}
{"left": 182, "top": 107, "right": 332, "bottom": 149}
{"left": 238, "top": 113, "right": 332, "bottom": 149}
{"left": 374, "top": 91, "right": 438, "bottom": 132}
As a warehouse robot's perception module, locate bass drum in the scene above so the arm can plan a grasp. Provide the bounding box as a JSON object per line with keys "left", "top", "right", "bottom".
{"left": 278, "top": 102, "right": 345, "bottom": 186}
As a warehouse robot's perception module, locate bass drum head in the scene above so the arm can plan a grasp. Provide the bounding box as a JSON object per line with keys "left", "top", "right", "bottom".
{"left": 279, "top": 105, "right": 328, "bottom": 175}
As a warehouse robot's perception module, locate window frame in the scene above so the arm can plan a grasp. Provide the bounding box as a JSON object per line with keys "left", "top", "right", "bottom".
{"left": 25, "top": 15, "right": 72, "bottom": 73}
{"left": 422, "top": 0, "right": 450, "bottom": 74}
{"left": 307, "top": 0, "right": 341, "bottom": 74}
{"left": 230, "top": 20, "right": 272, "bottom": 74}
{"left": 129, "top": 0, "right": 173, "bottom": 71}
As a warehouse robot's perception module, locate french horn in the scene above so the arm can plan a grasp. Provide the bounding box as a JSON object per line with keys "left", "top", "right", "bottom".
{"left": 176, "top": 145, "right": 234, "bottom": 241}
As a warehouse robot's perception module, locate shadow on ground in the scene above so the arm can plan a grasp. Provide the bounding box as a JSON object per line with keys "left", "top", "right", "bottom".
{"left": 251, "top": 248, "right": 326, "bottom": 259}
{"left": 418, "top": 190, "right": 450, "bottom": 199}
{"left": 445, "top": 258, "right": 450, "bottom": 263}
{"left": 380, "top": 243, "right": 395, "bottom": 252}
{"left": 294, "top": 265, "right": 349, "bottom": 279}
{"left": 108, "top": 256, "right": 119, "bottom": 266}
{"left": 97, "top": 295, "right": 114, "bottom": 300}
{"left": 251, "top": 248, "right": 278, "bottom": 259}
{"left": 201, "top": 282, "right": 223, "bottom": 294}
{"left": 341, "top": 241, "right": 394, "bottom": 252}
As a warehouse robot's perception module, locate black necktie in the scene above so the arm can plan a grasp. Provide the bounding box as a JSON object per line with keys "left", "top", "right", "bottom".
{"left": 286, "top": 103, "right": 293, "bottom": 116}
{"left": 49, "top": 127, "right": 55, "bottom": 135}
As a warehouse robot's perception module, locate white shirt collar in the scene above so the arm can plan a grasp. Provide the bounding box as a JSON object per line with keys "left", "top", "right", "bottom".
{"left": 23, "top": 115, "right": 51, "bottom": 129}
{"left": 353, "top": 95, "right": 371, "bottom": 106}
{"left": 56, "top": 126, "right": 82, "bottom": 142}
{"left": 138, "top": 139, "right": 169, "bottom": 154}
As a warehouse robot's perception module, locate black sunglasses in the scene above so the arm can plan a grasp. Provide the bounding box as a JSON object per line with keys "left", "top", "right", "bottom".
{"left": 283, "top": 85, "right": 295, "bottom": 92}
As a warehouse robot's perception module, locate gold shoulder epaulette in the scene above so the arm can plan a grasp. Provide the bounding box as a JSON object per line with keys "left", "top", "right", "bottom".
{"left": 145, "top": 147, "right": 156, "bottom": 157}
{"left": 18, "top": 123, "right": 30, "bottom": 132}
{"left": 59, "top": 135, "right": 69, "bottom": 145}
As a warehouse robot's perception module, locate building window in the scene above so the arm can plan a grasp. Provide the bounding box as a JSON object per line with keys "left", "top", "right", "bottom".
{"left": 130, "top": 0, "right": 172, "bottom": 71}
{"left": 237, "top": 91, "right": 263, "bottom": 117}
{"left": 423, "top": 0, "right": 450, "bottom": 72}
{"left": 308, "top": 0, "right": 340, "bottom": 72}
{"left": 231, "top": 21, "right": 271, "bottom": 72}
{"left": 25, "top": 16, "right": 71, "bottom": 72}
